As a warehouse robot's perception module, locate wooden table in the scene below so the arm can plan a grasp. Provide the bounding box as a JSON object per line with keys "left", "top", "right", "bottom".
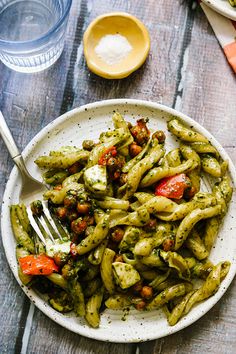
{"left": 0, "top": 1, "right": 235, "bottom": 353}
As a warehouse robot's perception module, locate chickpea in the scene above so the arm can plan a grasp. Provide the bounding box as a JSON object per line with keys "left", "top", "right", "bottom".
{"left": 55, "top": 206, "right": 67, "bottom": 220}
{"left": 140, "top": 286, "right": 153, "bottom": 300}
{"left": 63, "top": 194, "right": 77, "bottom": 209}
{"left": 130, "top": 118, "right": 150, "bottom": 146}
{"left": 71, "top": 218, "right": 87, "bottom": 234}
{"left": 134, "top": 300, "right": 146, "bottom": 310}
{"left": 129, "top": 142, "right": 142, "bottom": 157}
{"left": 106, "top": 157, "right": 117, "bottom": 167}
{"left": 153, "top": 130, "right": 166, "bottom": 143}
{"left": 162, "top": 238, "right": 174, "bottom": 252}
{"left": 111, "top": 227, "right": 125, "bottom": 243}
{"left": 82, "top": 139, "right": 95, "bottom": 151}
{"left": 30, "top": 200, "right": 43, "bottom": 216}
{"left": 77, "top": 202, "right": 90, "bottom": 215}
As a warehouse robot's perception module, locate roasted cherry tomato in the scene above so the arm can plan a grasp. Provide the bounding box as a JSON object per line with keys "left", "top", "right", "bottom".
{"left": 130, "top": 118, "right": 150, "bottom": 145}
{"left": 19, "top": 254, "right": 59, "bottom": 275}
{"left": 98, "top": 146, "right": 117, "bottom": 165}
{"left": 155, "top": 173, "right": 192, "bottom": 199}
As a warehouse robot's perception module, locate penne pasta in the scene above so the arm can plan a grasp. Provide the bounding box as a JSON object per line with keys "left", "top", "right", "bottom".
{"left": 100, "top": 248, "right": 116, "bottom": 294}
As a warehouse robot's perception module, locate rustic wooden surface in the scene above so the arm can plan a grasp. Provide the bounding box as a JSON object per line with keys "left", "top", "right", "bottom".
{"left": 0, "top": 0, "right": 236, "bottom": 353}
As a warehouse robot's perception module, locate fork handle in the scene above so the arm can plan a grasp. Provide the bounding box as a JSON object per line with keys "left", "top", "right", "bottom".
{"left": 0, "top": 111, "right": 20, "bottom": 159}
{"left": 0, "top": 111, "right": 33, "bottom": 180}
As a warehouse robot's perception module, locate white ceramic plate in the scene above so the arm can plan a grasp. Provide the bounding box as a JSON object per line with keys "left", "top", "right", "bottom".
{"left": 201, "top": 0, "right": 236, "bottom": 21}
{"left": 1, "top": 99, "right": 236, "bottom": 343}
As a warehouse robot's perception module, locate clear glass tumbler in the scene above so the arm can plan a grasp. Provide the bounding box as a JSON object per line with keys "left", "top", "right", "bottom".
{"left": 0, "top": 0, "right": 72, "bottom": 73}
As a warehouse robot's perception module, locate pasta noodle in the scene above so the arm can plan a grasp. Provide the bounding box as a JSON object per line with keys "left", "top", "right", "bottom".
{"left": 228, "top": 0, "right": 236, "bottom": 7}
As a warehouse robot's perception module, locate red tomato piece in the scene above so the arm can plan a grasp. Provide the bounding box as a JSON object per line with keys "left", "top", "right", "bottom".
{"left": 19, "top": 254, "right": 59, "bottom": 275}
{"left": 71, "top": 218, "right": 87, "bottom": 234}
{"left": 98, "top": 146, "right": 117, "bottom": 166}
{"left": 155, "top": 173, "right": 191, "bottom": 199}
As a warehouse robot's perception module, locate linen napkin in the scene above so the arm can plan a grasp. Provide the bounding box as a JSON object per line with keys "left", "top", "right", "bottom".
{"left": 200, "top": 1, "right": 236, "bottom": 73}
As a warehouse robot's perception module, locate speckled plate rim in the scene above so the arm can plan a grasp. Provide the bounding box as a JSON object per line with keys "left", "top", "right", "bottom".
{"left": 201, "top": 0, "right": 236, "bottom": 21}
{"left": 1, "top": 99, "right": 236, "bottom": 343}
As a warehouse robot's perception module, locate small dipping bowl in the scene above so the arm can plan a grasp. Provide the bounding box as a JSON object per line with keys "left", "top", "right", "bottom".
{"left": 83, "top": 12, "right": 150, "bottom": 79}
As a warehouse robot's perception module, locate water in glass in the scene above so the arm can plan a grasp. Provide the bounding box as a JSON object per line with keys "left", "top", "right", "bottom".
{"left": 0, "top": 0, "right": 71, "bottom": 73}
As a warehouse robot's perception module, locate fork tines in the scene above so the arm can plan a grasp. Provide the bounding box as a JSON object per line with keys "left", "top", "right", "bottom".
{"left": 26, "top": 201, "right": 69, "bottom": 246}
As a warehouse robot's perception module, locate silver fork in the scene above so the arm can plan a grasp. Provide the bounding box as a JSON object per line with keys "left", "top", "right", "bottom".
{"left": 0, "top": 111, "right": 68, "bottom": 246}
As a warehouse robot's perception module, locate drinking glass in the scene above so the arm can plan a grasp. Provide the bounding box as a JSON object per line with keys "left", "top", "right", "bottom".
{"left": 0, "top": 0, "right": 72, "bottom": 73}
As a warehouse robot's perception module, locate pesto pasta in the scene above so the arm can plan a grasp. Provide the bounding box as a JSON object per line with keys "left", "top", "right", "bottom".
{"left": 228, "top": 0, "right": 236, "bottom": 7}
{"left": 11, "top": 113, "right": 233, "bottom": 329}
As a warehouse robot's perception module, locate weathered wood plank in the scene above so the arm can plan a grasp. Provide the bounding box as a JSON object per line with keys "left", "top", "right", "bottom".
{"left": 27, "top": 309, "right": 136, "bottom": 354}
{"left": 0, "top": 0, "right": 235, "bottom": 353}
{"left": 177, "top": 3, "right": 236, "bottom": 151}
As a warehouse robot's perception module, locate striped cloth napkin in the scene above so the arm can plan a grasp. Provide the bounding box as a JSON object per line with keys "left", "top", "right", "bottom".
{"left": 200, "top": 1, "right": 236, "bottom": 73}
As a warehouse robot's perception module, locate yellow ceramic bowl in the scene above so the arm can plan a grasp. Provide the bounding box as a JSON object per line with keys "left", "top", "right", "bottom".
{"left": 83, "top": 12, "right": 150, "bottom": 79}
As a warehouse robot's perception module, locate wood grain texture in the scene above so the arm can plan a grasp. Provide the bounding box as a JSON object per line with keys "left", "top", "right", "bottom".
{"left": 27, "top": 309, "right": 136, "bottom": 354}
{"left": 0, "top": 0, "right": 235, "bottom": 353}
